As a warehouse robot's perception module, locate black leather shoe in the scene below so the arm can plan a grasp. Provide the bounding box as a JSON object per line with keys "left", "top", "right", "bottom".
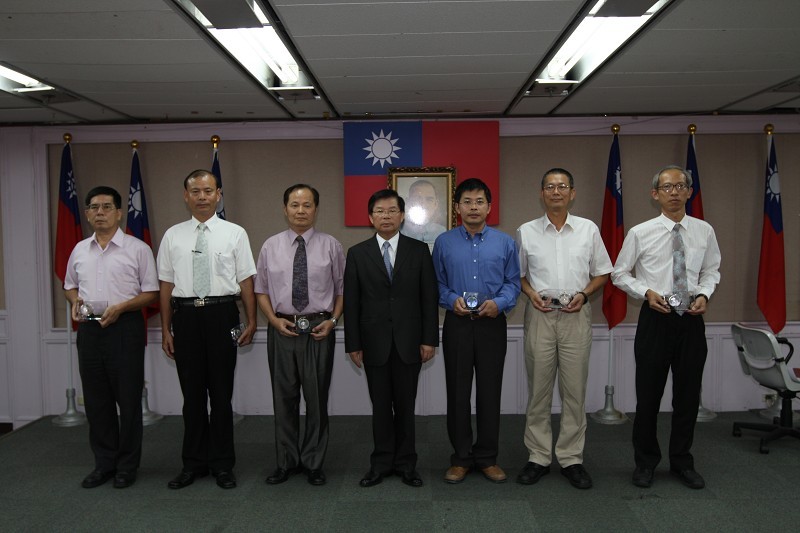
{"left": 670, "top": 467, "right": 705, "bottom": 489}
{"left": 360, "top": 470, "right": 389, "bottom": 487}
{"left": 561, "top": 464, "right": 592, "bottom": 489}
{"left": 266, "top": 466, "right": 302, "bottom": 485}
{"left": 516, "top": 462, "right": 550, "bottom": 485}
{"left": 214, "top": 470, "right": 237, "bottom": 489}
{"left": 113, "top": 471, "right": 137, "bottom": 489}
{"left": 307, "top": 469, "right": 326, "bottom": 486}
{"left": 81, "top": 469, "right": 115, "bottom": 489}
{"left": 397, "top": 469, "right": 423, "bottom": 488}
{"left": 632, "top": 467, "right": 654, "bottom": 488}
{"left": 167, "top": 470, "right": 208, "bottom": 490}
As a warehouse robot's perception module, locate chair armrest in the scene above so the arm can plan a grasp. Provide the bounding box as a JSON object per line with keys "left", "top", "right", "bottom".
{"left": 776, "top": 337, "right": 794, "bottom": 364}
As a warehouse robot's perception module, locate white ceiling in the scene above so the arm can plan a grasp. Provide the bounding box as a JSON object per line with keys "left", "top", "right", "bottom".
{"left": 0, "top": 0, "right": 798, "bottom": 125}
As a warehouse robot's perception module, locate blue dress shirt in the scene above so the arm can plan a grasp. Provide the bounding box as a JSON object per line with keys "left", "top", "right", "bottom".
{"left": 432, "top": 225, "right": 521, "bottom": 313}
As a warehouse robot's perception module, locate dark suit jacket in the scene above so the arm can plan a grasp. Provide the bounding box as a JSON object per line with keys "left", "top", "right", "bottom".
{"left": 344, "top": 233, "right": 439, "bottom": 365}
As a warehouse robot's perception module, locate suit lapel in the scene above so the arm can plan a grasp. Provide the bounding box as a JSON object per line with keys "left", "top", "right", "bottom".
{"left": 366, "top": 236, "right": 391, "bottom": 283}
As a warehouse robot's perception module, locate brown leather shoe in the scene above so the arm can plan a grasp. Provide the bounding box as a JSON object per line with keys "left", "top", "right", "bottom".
{"left": 481, "top": 465, "right": 507, "bottom": 483}
{"left": 444, "top": 466, "right": 470, "bottom": 484}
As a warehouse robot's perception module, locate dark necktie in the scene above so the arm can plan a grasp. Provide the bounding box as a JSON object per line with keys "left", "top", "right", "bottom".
{"left": 382, "top": 241, "right": 393, "bottom": 281}
{"left": 672, "top": 225, "right": 688, "bottom": 316}
{"left": 292, "top": 235, "right": 309, "bottom": 312}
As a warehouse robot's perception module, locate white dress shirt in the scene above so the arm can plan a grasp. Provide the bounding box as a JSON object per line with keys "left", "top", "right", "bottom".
{"left": 376, "top": 232, "right": 400, "bottom": 267}
{"left": 611, "top": 213, "right": 721, "bottom": 299}
{"left": 157, "top": 214, "right": 256, "bottom": 298}
{"left": 516, "top": 213, "right": 612, "bottom": 292}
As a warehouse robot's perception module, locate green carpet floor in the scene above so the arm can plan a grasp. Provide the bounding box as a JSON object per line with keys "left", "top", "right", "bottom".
{"left": 1, "top": 412, "right": 798, "bottom": 532}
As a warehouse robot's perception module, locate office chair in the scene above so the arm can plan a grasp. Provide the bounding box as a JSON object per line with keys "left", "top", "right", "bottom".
{"left": 730, "top": 323, "right": 800, "bottom": 453}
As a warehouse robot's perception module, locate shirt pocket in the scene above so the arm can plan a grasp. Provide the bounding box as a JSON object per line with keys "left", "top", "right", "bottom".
{"left": 214, "top": 251, "right": 236, "bottom": 279}
{"left": 568, "top": 246, "right": 591, "bottom": 279}
{"left": 685, "top": 247, "right": 704, "bottom": 279}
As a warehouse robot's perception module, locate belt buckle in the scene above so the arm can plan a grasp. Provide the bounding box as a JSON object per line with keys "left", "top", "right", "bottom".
{"left": 193, "top": 298, "right": 206, "bottom": 307}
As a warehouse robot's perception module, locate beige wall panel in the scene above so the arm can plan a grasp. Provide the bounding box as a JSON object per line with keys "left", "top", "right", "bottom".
{"left": 48, "top": 133, "right": 800, "bottom": 328}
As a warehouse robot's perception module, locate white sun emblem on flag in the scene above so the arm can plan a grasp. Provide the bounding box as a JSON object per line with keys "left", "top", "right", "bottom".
{"left": 363, "top": 129, "right": 401, "bottom": 167}
{"left": 614, "top": 167, "right": 622, "bottom": 195}
{"left": 766, "top": 167, "right": 780, "bottom": 203}
{"left": 128, "top": 182, "right": 143, "bottom": 219}
{"left": 66, "top": 171, "right": 77, "bottom": 199}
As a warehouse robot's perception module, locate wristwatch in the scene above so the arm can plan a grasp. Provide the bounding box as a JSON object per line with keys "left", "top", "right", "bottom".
{"left": 330, "top": 316, "right": 339, "bottom": 326}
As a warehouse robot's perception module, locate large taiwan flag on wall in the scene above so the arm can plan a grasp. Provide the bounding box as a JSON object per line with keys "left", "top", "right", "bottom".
{"left": 343, "top": 121, "right": 499, "bottom": 226}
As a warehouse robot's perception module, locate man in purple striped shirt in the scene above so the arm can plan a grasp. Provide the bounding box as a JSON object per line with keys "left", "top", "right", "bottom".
{"left": 255, "top": 184, "right": 345, "bottom": 486}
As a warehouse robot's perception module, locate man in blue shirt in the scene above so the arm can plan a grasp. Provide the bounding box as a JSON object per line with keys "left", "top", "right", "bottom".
{"left": 432, "top": 178, "right": 521, "bottom": 484}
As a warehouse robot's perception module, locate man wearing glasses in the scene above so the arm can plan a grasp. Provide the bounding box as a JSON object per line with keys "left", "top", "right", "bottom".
{"left": 255, "top": 184, "right": 344, "bottom": 486}
{"left": 612, "top": 165, "right": 720, "bottom": 490}
{"left": 64, "top": 186, "right": 159, "bottom": 489}
{"left": 344, "top": 189, "right": 439, "bottom": 488}
{"left": 515, "top": 168, "right": 612, "bottom": 490}
{"left": 432, "top": 178, "right": 521, "bottom": 484}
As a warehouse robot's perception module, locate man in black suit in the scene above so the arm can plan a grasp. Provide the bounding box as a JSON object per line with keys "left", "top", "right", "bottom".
{"left": 344, "top": 189, "right": 439, "bottom": 488}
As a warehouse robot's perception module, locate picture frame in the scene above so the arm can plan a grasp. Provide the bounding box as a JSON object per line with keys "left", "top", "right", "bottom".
{"left": 388, "top": 167, "right": 456, "bottom": 246}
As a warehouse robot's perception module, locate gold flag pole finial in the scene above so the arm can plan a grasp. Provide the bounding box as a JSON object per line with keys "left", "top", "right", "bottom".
{"left": 688, "top": 124, "right": 697, "bottom": 134}
{"left": 611, "top": 124, "right": 620, "bottom": 134}
{"left": 764, "top": 124, "right": 774, "bottom": 135}
{"left": 63, "top": 133, "right": 72, "bottom": 144}
{"left": 211, "top": 135, "right": 220, "bottom": 149}
{"left": 131, "top": 140, "right": 139, "bottom": 149}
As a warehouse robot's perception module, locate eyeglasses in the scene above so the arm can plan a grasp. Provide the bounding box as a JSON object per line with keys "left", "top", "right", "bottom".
{"left": 543, "top": 184, "right": 572, "bottom": 193}
{"left": 459, "top": 199, "right": 488, "bottom": 207}
{"left": 87, "top": 203, "right": 117, "bottom": 212}
{"left": 656, "top": 183, "right": 689, "bottom": 193}
{"left": 372, "top": 208, "right": 401, "bottom": 216}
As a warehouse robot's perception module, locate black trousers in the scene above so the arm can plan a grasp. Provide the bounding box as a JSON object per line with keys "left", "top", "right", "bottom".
{"left": 632, "top": 302, "right": 707, "bottom": 470}
{"left": 442, "top": 311, "right": 507, "bottom": 468}
{"left": 364, "top": 341, "right": 421, "bottom": 473}
{"left": 172, "top": 300, "right": 239, "bottom": 473}
{"left": 267, "top": 317, "right": 335, "bottom": 472}
{"left": 77, "top": 311, "right": 144, "bottom": 473}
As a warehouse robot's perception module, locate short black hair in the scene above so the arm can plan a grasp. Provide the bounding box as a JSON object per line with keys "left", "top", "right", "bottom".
{"left": 85, "top": 186, "right": 122, "bottom": 209}
{"left": 541, "top": 168, "right": 574, "bottom": 189}
{"left": 183, "top": 169, "right": 220, "bottom": 189}
{"left": 368, "top": 189, "right": 405, "bottom": 214}
{"left": 283, "top": 184, "right": 320, "bottom": 206}
{"left": 454, "top": 178, "right": 491, "bottom": 204}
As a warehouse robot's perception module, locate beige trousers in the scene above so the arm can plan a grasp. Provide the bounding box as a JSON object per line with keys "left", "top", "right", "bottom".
{"left": 523, "top": 300, "right": 592, "bottom": 467}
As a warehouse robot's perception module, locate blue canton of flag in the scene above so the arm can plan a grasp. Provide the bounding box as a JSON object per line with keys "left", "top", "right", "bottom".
{"left": 54, "top": 142, "right": 84, "bottom": 282}
{"left": 212, "top": 147, "right": 226, "bottom": 220}
{"left": 685, "top": 134, "right": 704, "bottom": 219}
{"left": 764, "top": 137, "right": 782, "bottom": 232}
{"left": 126, "top": 149, "right": 152, "bottom": 245}
{"left": 343, "top": 122, "right": 422, "bottom": 175}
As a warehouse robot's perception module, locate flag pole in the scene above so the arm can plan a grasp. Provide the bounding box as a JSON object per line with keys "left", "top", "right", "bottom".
{"left": 53, "top": 135, "right": 87, "bottom": 425}
{"left": 591, "top": 124, "right": 628, "bottom": 425}
{"left": 212, "top": 134, "right": 242, "bottom": 424}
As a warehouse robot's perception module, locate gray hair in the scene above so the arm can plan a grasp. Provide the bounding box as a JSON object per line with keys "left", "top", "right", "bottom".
{"left": 651, "top": 165, "right": 692, "bottom": 190}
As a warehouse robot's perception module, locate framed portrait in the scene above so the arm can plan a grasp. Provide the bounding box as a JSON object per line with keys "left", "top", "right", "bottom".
{"left": 388, "top": 167, "right": 456, "bottom": 247}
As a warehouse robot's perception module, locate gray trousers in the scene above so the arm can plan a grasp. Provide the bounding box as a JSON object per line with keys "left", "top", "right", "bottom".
{"left": 267, "top": 318, "right": 335, "bottom": 471}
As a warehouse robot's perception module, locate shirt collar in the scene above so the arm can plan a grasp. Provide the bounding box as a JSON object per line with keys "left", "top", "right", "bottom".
{"left": 91, "top": 227, "right": 124, "bottom": 249}
{"left": 658, "top": 212, "right": 688, "bottom": 231}
{"left": 192, "top": 213, "right": 219, "bottom": 231}
{"left": 458, "top": 224, "right": 488, "bottom": 240}
{"left": 376, "top": 231, "right": 400, "bottom": 250}
{"left": 290, "top": 227, "right": 316, "bottom": 244}
{"left": 542, "top": 212, "right": 573, "bottom": 232}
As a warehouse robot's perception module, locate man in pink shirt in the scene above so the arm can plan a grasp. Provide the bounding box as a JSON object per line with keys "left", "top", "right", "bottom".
{"left": 64, "top": 186, "right": 158, "bottom": 489}
{"left": 255, "top": 184, "right": 345, "bottom": 486}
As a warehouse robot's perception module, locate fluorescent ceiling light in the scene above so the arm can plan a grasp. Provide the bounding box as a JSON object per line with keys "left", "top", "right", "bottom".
{"left": 0, "top": 65, "right": 54, "bottom": 92}
{"left": 537, "top": 0, "right": 670, "bottom": 84}
{"left": 177, "top": 0, "right": 303, "bottom": 87}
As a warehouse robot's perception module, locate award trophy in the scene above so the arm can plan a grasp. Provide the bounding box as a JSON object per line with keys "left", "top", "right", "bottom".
{"left": 463, "top": 292, "right": 482, "bottom": 314}
{"left": 539, "top": 289, "right": 573, "bottom": 309}
{"left": 665, "top": 291, "right": 691, "bottom": 312}
{"left": 295, "top": 316, "right": 312, "bottom": 334}
{"left": 78, "top": 300, "right": 108, "bottom": 321}
{"left": 230, "top": 323, "right": 246, "bottom": 346}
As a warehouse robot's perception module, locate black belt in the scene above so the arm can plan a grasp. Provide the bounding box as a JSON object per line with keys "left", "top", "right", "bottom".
{"left": 171, "top": 295, "right": 239, "bottom": 308}
{"left": 276, "top": 311, "right": 331, "bottom": 322}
